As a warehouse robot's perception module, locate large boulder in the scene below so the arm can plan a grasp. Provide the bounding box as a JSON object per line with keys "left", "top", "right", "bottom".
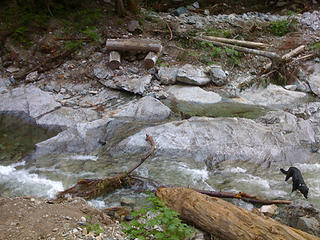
{"left": 114, "top": 96, "right": 171, "bottom": 121}
{"left": 36, "top": 107, "right": 100, "bottom": 129}
{"left": 110, "top": 115, "right": 315, "bottom": 166}
{"left": 240, "top": 84, "right": 308, "bottom": 108}
{"left": 166, "top": 85, "right": 267, "bottom": 119}
{"left": 306, "top": 63, "right": 320, "bottom": 97}
{"left": 32, "top": 118, "right": 112, "bottom": 159}
{"left": 158, "top": 66, "right": 178, "bottom": 85}
{"left": 0, "top": 85, "right": 61, "bottom": 118}
{"left": 100, "top": 74, "right": 152, "bottom": 95}
{"left": 167, "top": 85, "right": 222, "bottom": 104}
{"left": 176, "top": 64, "right": 211, "bottom": 86}
{"left": 275, "top": 200, "right": 320, "bottom": 237}
{"left": 0, "top": 77, "right": 9, "bottom": 93}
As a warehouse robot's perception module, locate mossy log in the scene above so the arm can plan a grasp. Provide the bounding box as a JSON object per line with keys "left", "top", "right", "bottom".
{"left": 156, "top": 187, "right": 320, "bottom": 240}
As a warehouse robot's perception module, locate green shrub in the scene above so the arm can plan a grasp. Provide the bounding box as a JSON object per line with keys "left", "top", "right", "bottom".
{"left": 64, "top": 40, "right": 82, "bottom": 50}
{"left": 224, "top": 47, "right": 242, "bottom": 66}
{"left": 310, "top": 42, "right": 320, "bottom": 56}
{"left": 205, "top": 27, "right": 232, "bottom": 38}
{"left": 269, "top": 19, "right": 296, "bottom": 36}
{"left": 85, "top": 223, "right": 104, "bottom": 235}
{"left": 121, "top": 193, "right": 195, "bottom": 240}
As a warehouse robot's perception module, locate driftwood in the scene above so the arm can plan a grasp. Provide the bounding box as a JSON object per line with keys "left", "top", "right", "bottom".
{"left": 202, "top": 35, "right": 268, "bottom": 49}
{"left": 56, "top": 134, "right": 155, "bottom": 200}
{"left": 105, "top": 38, "right": 163, "bottom": 53}
{"left": 144, "top": 51, "right": 159, "bottom": 69}
{"left": 156, "top": 187, "right": 319, "bottom": 240}
{"left": 195, "top": 189, "right": 292, "bottom": 205}
{"left": 109, "top": 51, "right": 121, "bottom": 69}
{"left": 193, "top": 37, "right": 281, "bottom": 61}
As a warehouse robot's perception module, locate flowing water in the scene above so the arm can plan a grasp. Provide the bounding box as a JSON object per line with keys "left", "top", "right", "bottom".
{"left": 1, "top": 114, "right": 320, "bottom": 210}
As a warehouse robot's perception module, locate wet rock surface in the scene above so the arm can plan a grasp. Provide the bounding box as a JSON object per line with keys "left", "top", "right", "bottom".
{"left": 114, "top": 96, "right": 171, "bottom": 121}
{"left": 1, "top": 2, "right": 320, "bottom": 238}
{"left": 275, "top": 200, "right": 320, "bottom": 236}
{"left": 176, "top": 64, "right": 211, "bottom": 86}
{"left": 110, "top": 116, "right": 315, "bottom": 166}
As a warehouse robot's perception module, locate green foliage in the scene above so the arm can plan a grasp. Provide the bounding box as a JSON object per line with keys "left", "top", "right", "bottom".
{"left": 176, "top": 30, "right": 199, "bottom": 49}
{"left": 310, "top": 42, "right": 320, "bottom": 56}
{"left": 64, "top": 40, "right": 82, "bottom": 51}
{"left": 224, "top": 47, "right": 242, "bottom": 66}
{"left": 199, "top": 41, "right": 222, "bottom": 65}
{"left": 205, "top": 27, "right": 232, "bottom": 38}
{"left": 269, "top": 18, "right": 296, "bottom": 36}
{"left": 188, "top": 51, "right": 200, "bottom": 57}
{"left": 85, "top": 223, "right": 104, "bottom": 235}
{"left": 12, "top": 26, "right": 29, "bottom": 44}
{"left": 81, "top": 27, "right": 100, "bottom": 42}
{"left": 121, "top": 193, "right": 195, "bottom": 240}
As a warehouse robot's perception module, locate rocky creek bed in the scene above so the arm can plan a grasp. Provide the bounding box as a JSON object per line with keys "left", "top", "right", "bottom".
{"left": 1, "top": 1, "right": 320, "bottom": 239}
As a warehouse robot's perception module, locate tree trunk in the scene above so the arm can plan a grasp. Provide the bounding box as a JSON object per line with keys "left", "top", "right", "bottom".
{"left": 156, "top": 187, "right": 319, "bottom": 240}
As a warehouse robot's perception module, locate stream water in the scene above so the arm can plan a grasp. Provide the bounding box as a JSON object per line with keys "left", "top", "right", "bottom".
{"left": 1, "top": 114, "right": 320, "bottom": 210}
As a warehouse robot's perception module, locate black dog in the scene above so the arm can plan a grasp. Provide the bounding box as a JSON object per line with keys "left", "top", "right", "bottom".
{"left": 280, "top": 167, "right": 309, "bottom": 199}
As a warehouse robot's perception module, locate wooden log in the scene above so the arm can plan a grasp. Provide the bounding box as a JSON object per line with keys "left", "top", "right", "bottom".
{"left": 109, "top": 51, "right": 121, "bottom": 69}
{"left": 202, "top": 35, "right": 268, "bottom": 49}
{"left": 144, "top": 51, "right": 158, "bottom": 69}
{"left": 156, "top": 187, "right": 319, "bottom": 240}
{"left": 106, "top": 39, "right": 163, "bottom": 53}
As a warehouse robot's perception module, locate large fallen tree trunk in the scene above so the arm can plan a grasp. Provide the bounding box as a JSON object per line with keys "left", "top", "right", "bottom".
{"left": 156, "top": 187, "right": 319, "bottom": 240}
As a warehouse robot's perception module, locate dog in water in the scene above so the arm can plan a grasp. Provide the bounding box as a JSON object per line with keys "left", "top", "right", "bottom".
{"left": 280, "top": 167, "right": 309, "bottom": 199}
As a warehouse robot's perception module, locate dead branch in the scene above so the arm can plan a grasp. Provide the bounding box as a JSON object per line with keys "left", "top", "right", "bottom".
{"left": 54, "top": 37, "right": 93, "bottom": 41}
{"left": 194, "top": 189, "right": 292, "bottom": 205}
{"left": 127, "top": 134, "right": 155, "bottom": 175}
{"left": 202, "top": 35, "right": 268, "bottom": 49}
{"left": 282, "top": 45, "right": 306, "bottom": 61}
{"left": 295, "top": 53, "right": 315, "bottom": 61}
{"left": 165, "top": 21, "right": 173, "bottom": 41}
{"left": 56, "top": 134, "right": 154, "bottom": 200}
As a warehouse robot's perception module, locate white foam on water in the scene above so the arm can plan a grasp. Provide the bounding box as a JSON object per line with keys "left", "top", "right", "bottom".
{"left": 63, "top": 155, "right": 98, "bottom": 161}
{"left": 0, "top": 163, "right": 64, "bottom": 198}
{"left": 88, "top": 199, "right": 106, "bottom": 210}
{"left": 223, "top": 167, "right": 247, "bottom": 174}
{"left": 177, "top": 162, "right": 209, "bottom": 182}
{"left": 296, "top": 163, "right": 320, "bottom": 171}
{"left": 238, "top": 174, "right": 271, "bottom": 189}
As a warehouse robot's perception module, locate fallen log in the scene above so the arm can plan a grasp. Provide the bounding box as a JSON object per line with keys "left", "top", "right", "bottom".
{"left": 56, "top": 134, "right": 154, "bottom": 200}
{"left": 156, "top": 187, "right": 319, "bottom": 240}
{"left": 105, "top": 38, "right": 163, "bottom": 53}
{"left": 202, "top": 35, "right": 268, "bottom": 49}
